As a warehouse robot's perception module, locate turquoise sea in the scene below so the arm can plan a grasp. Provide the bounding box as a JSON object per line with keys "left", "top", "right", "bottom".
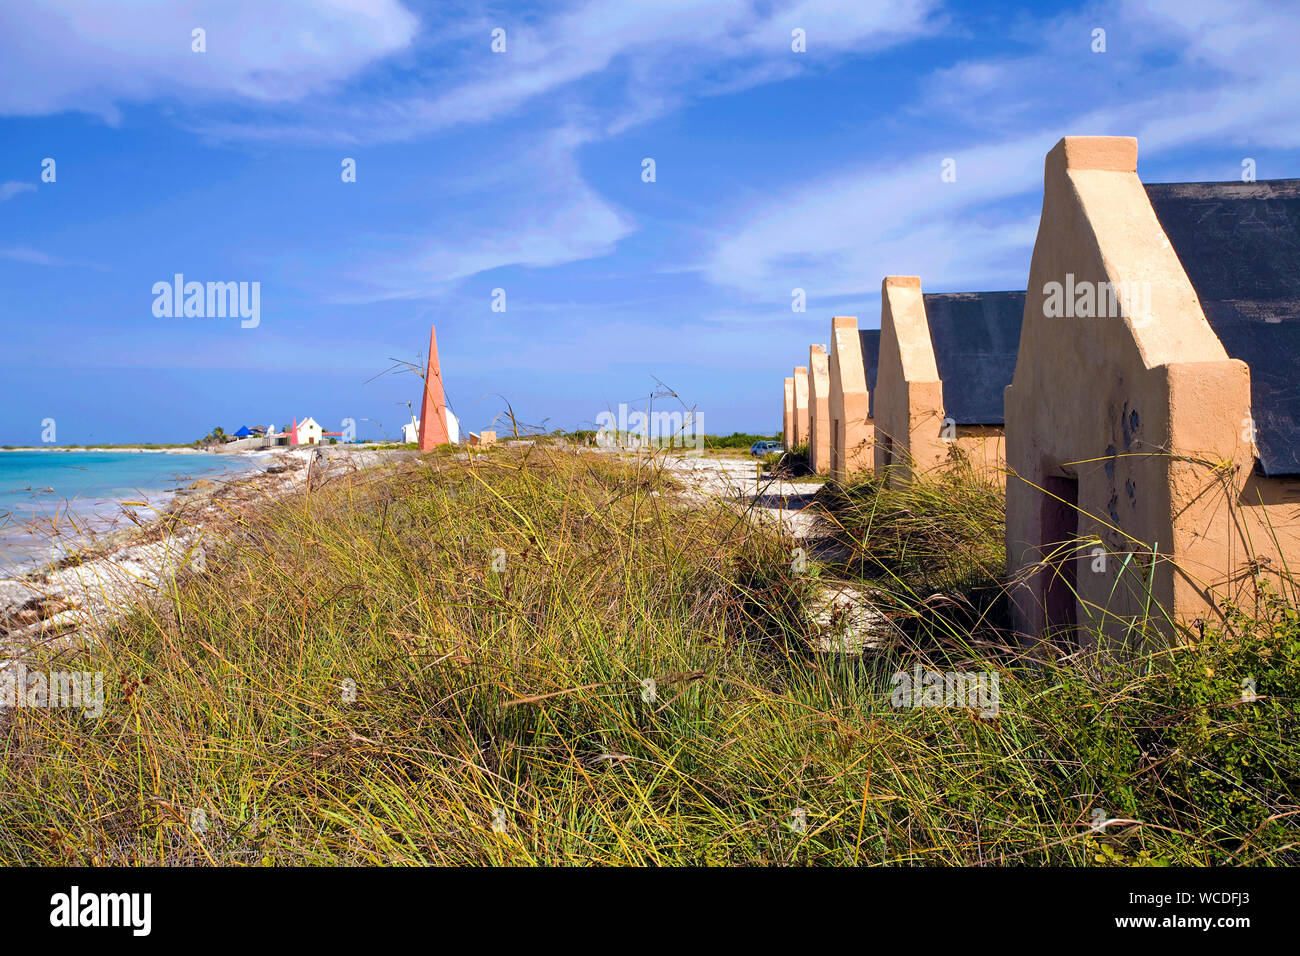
{"left": 0, "top": 450, "right": 261, "bottom": 571}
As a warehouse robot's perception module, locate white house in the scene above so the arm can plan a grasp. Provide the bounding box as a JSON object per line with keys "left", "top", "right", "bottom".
{"left": 404, "top": 411, "right": 460, "bottom": 445}
{"left": 296, "top": 417, "right": 323, "bottom": 445}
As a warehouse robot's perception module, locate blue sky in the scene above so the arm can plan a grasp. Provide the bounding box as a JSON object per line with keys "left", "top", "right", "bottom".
{"left": 2, "top": 0, "right": 1298, "bottom": 444}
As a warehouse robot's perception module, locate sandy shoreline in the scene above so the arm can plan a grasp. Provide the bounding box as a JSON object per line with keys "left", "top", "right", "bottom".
{"left": 0, "top": 445, "right": 400, "bottom": 663}
{"left": 0, "top": 449, "right": 269, "bottom": 572}
{"left": 0, "top": 446, "right": 207, "bottom": 454}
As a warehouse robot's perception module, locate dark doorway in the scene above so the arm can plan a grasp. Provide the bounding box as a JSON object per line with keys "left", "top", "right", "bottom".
{"left": 1040, "top": 474, "right": 1080, "bottom": 638}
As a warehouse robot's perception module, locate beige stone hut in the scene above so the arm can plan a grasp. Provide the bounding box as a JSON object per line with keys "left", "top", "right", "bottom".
{"left": 807, "top": 345, "right": 831, "bottom": 472}
{"left": 1005, "top": 136, "right": 1300, "bottom": 646}
{"left": 827, "top": 316, "right": 880, "bottom": 480}
{"left": 792, "top": 365, "right": 809, "bottom": 447}
{"left": 782, "top": 377, "right": 794, "bottom": 448}
{"left": 873, "top": 276, "right": 1024, "bottom": 486}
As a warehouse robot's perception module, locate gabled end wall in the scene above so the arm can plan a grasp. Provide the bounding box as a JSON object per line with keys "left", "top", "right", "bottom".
{"left": 808, "top": 344, "right": 831, "bottom": 473}
{"left": 782, "top": 377, "right": 795, "bottom": 447}
{"left": 793, "top": 366, "right": 810, "bottom": 447}
{"left": 1004, "top": 136, "right": 1295, "bottom": 648}
{"left": 874, "top": 277, "right": 1007, "bottom": 486}
{"left": 828, "top": 315, "right": 872, "bottom": 479}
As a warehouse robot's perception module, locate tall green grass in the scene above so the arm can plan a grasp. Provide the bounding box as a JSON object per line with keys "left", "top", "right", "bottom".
{"left": 0, "top": 447, "right": 1296, "bottom": 865}
{"left": 820, "top": 462, "right": 1006, "bottom": 593}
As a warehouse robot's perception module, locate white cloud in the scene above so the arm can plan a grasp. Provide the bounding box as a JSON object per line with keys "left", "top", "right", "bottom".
{"left": 705, "top": 132, "right": 1050, "bottom": 298}
{"left": 0, "top": 247, "right": 108, "bottom": 270}
{"left": 0, "top": 0, "right": 947, "bottom": 301}
{"left": 914, "top": 0, "right": 1300, "bottom": 150}
{"left": 0, "top": 181, "right": 36, "bottom": 202}
{"left": 407, "top": 0, "right": 938, "bottom": 127}
{"left": 0, "top": 0, "right": 418, "bottom": 119}
{"left": 186, "top": 0, "right": 943, "bottom": 144}
{"left": 0, "top": 247, "right": 62, "bottom": 265}
{"left": 328, "top": 128, "right": 637, "bottom": 301}
{"left": 702, "top": 0, "right": 1300, "bottom": 301}
{"left": 1124, "top": 0, "right": 1300, "bottom": 151}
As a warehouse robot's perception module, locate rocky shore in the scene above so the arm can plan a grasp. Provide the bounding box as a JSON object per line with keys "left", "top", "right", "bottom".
{"left": 0, "top": 446, "right": 396, "bottom": 663}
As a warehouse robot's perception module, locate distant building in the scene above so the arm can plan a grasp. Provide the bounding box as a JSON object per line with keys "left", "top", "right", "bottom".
{"left": 782, "top": 377, "right": 794, "bottom": 448}
{"left": 792, "top": 365, "right": 809, "bottom": 447}
{"left": 297, "top": 417, "right": 323, "bottom": 445}
{"left": 404, "top": 411, "right": 460, "bottom": 446}
{"left": 807, "top": 344, "right": 831, "bottom": 473}
{"left": 826, "top": 315, "right": 879, "bottom": 480}
{"left": 874, "top": 277, "right": 1022, "bottom": 487}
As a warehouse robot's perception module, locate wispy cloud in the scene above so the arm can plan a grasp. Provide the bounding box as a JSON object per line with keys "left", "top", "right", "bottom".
{"left": 704, "top": 131, "right": 1050, "bottom": 301}
{"left": 0, "top": 247, "right": 60, "bottom": 265}
{"left": 0, "top": 0, "right": 418, "bottom": 121}
{"left": 701, "top": 0, "right": 1300, "bottom": 304}
{"left": 0, "top": 181, "right": 36, "bottom": 202}
{"left": 913, "top": 0, "right": 1300, "bottom": 151}
{"left": 324, "top": 127, "right": 637, "bottom": 303}
{"left": 396, "top": 0, "right": 941, "bottom": 136}
{"left": 183, "top": 0, "right": 943, "bottom": 145}
{"left": 0, "top": 247, "right": 108, "bottom": 270}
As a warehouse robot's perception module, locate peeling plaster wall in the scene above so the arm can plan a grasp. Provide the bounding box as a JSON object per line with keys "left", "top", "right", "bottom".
{"left": 1005, "top": 136, "right": 1300, "bottom": 648}
{"left": 828, "top": 315, "right": 873, "bottom": 479}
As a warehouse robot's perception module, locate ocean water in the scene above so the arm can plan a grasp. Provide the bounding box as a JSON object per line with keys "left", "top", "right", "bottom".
{"left": 0, "top": 450, "right": 261, "bottom": 571}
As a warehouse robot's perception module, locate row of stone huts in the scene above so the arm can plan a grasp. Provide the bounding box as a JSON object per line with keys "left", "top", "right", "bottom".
{"left": 779, "top": 136, "right": 1300, "bottom": 647}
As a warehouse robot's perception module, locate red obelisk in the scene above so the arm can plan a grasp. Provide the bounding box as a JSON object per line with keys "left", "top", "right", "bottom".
{"left": 416, "top": 325, "right": 450, "bottom": 451}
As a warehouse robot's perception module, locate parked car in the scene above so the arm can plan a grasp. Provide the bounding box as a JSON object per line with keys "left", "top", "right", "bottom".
{"left": 749, "top": 440, "right": 785, "bottom": 456}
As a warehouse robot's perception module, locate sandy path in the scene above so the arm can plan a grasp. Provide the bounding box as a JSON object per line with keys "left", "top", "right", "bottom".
{"left": 650, "top": 454, "right": 893, "bottom": 653}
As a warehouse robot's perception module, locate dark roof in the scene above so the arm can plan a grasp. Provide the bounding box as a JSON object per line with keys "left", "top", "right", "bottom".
{"left": 860, "top": 329, "right": 881, "bottom": 418}
{"left": 1146, "top": 179, "right": 1300, "bottom": 476}
{"left": 921, "top": 291, "right": 1026, "bottom": 425}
